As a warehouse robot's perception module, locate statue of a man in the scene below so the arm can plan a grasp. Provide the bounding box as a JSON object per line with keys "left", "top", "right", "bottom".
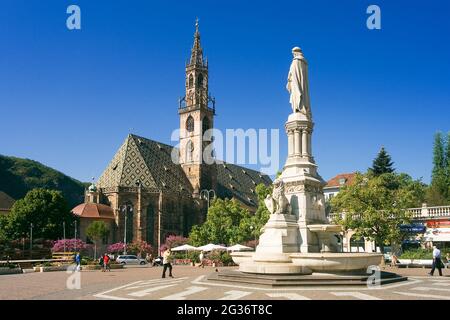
{"left": 286, "top": 47, "right": 311, "bottom": 115}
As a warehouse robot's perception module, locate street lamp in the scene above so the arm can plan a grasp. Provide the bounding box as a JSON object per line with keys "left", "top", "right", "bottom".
{"left": 200, "top": 189, "right": 216, "bottom": 208}
{"left": 30, "top": 223, "right": 33, "bottom": 258}
{"left": 74, "top": 220, "right": 78, "bottom": 252}
{"left": 120, "top": 204, "right": 133, "bottom": 254}
{"left": 63, "top": 221, "right": 66, "bottom": 253}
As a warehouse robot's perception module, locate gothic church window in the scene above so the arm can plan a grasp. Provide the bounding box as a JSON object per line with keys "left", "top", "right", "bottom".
{"left": 186, "top": 140, "right": 194, "bottom": 162}
{"left": 202, "top": 116, "right": 210, "bottom": 135}
{"left": 197, "top": 73, "right": 204, "bottom": 87}
{"left": 186, "top": 116, "right": 194, "bottom": 132}
{"left": 188, "top": 74, "right": 194, "bottom": 88}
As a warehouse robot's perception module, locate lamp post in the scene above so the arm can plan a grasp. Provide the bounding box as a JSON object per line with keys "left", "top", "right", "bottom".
{"left": 30, "top": 223, "right": 33, "bottom": 258}
{"left": 63, "top": 221, "right": 66, "bottom": 253}
{"left": 200, "top": 189, "right": 216, "bottom": 208}
{"left": 120, "top": 204, "right": 133, "bottom": 254}
{"left": 74, "top": 220, "right": 78, "bottom": 252}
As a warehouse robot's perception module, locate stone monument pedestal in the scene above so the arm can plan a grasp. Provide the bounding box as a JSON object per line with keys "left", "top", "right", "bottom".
{"left": 238, "top": 214, "right": 312, "bottom": 274}
{"left": 227, "top": 46, "right": 387, "bottom": 284}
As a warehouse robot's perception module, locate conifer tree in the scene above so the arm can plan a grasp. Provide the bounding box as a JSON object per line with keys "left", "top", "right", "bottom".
{"left": 370, "top": 147, "right": 395, "bottom": 176}
{"left": 446, "top": 132, "right": 450, "bottom": 201}
{"left": 427, "top": 132, "right": 450, "bottom": 205}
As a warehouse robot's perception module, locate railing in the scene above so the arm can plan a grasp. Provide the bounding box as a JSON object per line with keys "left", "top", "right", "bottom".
{"left": 328, "top": 204, "right": 450, "bottom": 222}
{"left": 408, "top": 204, "right": 450, "bottom": 220}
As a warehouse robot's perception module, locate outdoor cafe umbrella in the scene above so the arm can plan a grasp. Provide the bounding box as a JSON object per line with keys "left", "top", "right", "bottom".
{"left": 226, "top": 244, "right": 253, "bottom": 252}
{"left": 197, "top": 243, "right": 227, "bottom": 252}
{"left": 171, "top": 244, "right": 199, "bottom": 252}
{"left": 170, "top": 244, "right": 199, "bottom": 259}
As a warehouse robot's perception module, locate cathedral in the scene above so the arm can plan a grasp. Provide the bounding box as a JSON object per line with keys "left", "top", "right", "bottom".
{"left": 71, "top": 21, "right": 272, "bottom": 249}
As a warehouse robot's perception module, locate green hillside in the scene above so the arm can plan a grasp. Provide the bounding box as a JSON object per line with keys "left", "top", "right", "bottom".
{"left": 0, "top": 154, "right": 87, "bottom": 207}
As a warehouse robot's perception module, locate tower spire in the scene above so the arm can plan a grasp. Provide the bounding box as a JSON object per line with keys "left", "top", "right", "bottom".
{"left": 190, "top": 18, "right": 204, "bottom": 66}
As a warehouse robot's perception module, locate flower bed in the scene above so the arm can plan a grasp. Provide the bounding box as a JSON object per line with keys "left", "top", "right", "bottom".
{"left": 173, "top": 259, "right": 192, "bottom": 265}
{"left": 81, "top": 264, "right": 124, "bottom": 271}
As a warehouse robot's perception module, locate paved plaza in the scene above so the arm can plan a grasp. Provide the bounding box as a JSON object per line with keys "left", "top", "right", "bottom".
{"left": 0, "top": 265, "right": 449, "bottom": 300}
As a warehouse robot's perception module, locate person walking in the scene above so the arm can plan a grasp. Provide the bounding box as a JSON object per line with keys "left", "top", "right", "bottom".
{"left": 146, "top": 253, "right": 153, "bottom": 266}
{"left": 429, "top": 246, "right": 443, "bottom": 276}
{"left": 161, "top": 248, "right": 174, "bottom": 278}
{"left": 75, "top": 252, "right": 81, "bottom": 271}
{"left": 103, "top": 253, "right": 111, "bottom": 272}
{"left": 198, "top": 251, "right": 205, "bottom": 268}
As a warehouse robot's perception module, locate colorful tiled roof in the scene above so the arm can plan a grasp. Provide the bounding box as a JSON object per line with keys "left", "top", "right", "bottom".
{"left": 97, "top": 134, "right": 272, "bottom": 206}
{"left": 97, "top": 134, "right": 193, "bottom": 194}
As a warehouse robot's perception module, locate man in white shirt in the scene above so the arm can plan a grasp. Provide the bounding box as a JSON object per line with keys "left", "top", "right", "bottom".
{"left": 429, "top": 246, "right": 443, "bottom": 276}
{"left": 161, "top": 248, "right": 174, "bottom": 278}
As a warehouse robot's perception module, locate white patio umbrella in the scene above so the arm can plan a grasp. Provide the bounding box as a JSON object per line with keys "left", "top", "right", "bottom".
{"left": 226, "top": 244, "right": 253, "bottom": 252}
{"left": 171, "top": 244, "right": 199, "bottom": 252}
{"left": 197, "top": 243, "right": 227, "bottom": 252}
{"left": 170, "top": 244, "right": 199, "bottom": 260}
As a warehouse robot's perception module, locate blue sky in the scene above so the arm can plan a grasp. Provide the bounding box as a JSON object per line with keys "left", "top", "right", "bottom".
{"left": 1, "top": 0, "right": 449, "bottom": 183}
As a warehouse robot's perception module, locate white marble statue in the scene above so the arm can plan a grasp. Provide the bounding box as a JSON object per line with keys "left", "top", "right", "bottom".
{"left": 264, "top": 178, "right": 292, "bottom": 215}
{"left": 286, "top": 47, "right": 311, "bottom": 115}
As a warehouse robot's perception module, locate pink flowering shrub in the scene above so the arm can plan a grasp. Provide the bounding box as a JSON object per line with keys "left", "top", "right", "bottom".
{"left": 51, "top": 239, "right": 87, "bottom": 252}
{"left": 107, "top": 242, "right": 127, "bottom": 254}
{"left": 127, "top": 241, "right": 153, "bottom": 256}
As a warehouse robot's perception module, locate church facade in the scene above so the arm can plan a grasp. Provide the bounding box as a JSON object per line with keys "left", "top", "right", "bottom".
{"left": 72, "top": 21, "right": 272, "bottom": 250}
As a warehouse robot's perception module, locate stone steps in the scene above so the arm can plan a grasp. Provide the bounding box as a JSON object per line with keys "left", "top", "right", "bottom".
{"left": 210, "top": 270, "right": 407, "bottom": 287}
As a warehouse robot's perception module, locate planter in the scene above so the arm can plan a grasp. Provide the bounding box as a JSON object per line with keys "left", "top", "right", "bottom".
{"left": 398, "top": 259, "right": 433, "bottom": 267}
{"left": 0, "top": 267, "right": 22, "bottom": 275}
{"left": 34, "top": 265, "right": 69, "bottom": 272}
{"left": 230, "top": 252, "right": 254, "bottom": 265}
{"left": 81, "top": 264, "right": 124, "bottom": 271}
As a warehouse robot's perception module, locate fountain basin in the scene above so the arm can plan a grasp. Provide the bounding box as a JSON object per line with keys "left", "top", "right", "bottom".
{"left": 230, "top": 252, "right": 254, "bottom": 265}
{"left": 290, "top": 252, "right": 383, "bottom": 272}
{"left": 307, "top": 224, "right": 342, "bottom": 233}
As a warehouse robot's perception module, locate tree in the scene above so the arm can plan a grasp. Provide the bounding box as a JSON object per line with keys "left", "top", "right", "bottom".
{"left": 189, "top": 184, "right": 272, "bottom": 247}
{"left": 446, "top": 132, "right": 450, "bottom": 201}
{"left": 0, "top": 215, "right": 8, "bottom": 241}
{"left": 163, "top": 235, "right": 188, "bottom": 250}
{"left": 242, "top": 183, "right": 272, "bottom": 243}
{"left": 331, "top": 172, "right": 426, "bottom": 254}
{"left": 189, "top": 198, "right": 251, "bottom": 246}
{"left": 428, "top": 132, "right": 448, "bottom": 205}
{"left": 86, "top": 221, "right": 109, "bottom": 259}
{"left": 127, "top": 241, "right": 152, "bottom": 257}
{"left": 4, "top": 188, "right": 74, "bottom": 240}
{"left": 369, "top": 147, "right": 395, "bottom": 176}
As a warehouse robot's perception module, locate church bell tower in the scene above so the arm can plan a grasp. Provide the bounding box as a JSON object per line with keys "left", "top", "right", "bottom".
{"left": 178, "top": 19, "right": 216, "bottom": 196}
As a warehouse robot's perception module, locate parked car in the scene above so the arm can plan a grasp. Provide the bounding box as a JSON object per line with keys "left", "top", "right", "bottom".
{"left": 116, "top": 255, "right": 147, "bottom": 265}
{"left": 152, "top": 256, "right": 163, "bottom": 266}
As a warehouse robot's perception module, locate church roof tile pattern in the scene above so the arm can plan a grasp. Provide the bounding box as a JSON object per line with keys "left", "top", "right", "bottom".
{"left": 98, "top": 134, "right": 193, "bottom": 194}
{"left": 97, "top": 134, "right": 272, "bottom": 206}
{"left": 216, "top": 163, "right": 272, "bottom": 206}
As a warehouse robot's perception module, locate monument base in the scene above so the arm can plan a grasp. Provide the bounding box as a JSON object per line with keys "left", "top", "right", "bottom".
{"left": 211, "top": 269, "right": 408, "bottom": 287}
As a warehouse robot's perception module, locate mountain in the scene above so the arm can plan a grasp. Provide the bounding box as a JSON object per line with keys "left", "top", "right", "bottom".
{"left": 0, "top": 154, "right": 87, "bottom": 208}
